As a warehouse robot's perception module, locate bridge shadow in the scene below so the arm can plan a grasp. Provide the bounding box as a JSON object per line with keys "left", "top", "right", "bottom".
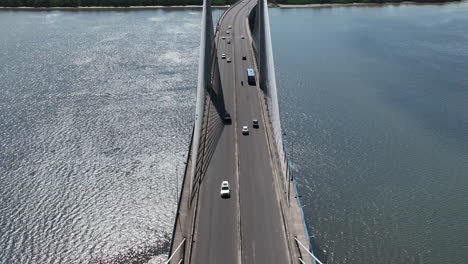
{"left": 206, "top": 53, "right": 227, "bottom": 118}
{"left": 193, "top": 96, "right": 224, "bottom": 188}
{"left": 192, "top": 59, "right": 227, "bottom": 193}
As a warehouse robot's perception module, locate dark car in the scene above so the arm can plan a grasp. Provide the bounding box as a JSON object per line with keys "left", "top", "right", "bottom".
{"left": 224, "top": 113, "right": 232, "bottom": 124}
{"left": 252, "top": 119, "right": 259, "bottom": 128}
{"left": 242, "top": 56, "right": 247, "bottom": 60}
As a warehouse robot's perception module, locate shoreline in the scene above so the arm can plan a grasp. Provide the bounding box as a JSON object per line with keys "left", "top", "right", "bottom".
{"left": 0, "top": 0, "right": 464, "bottom": 11}
{"left": 0, "top": 5, "right": 229, "bottom": 11}
{"left": 276, "top": 0, "right": 464, "bottom": 8}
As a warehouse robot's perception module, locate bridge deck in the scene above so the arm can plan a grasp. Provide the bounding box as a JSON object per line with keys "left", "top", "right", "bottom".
{"left": 169, "top": 0, "right": 315, "bottom": 263}
{"left": 191, "top": 0, "right": 290, "bottom": 262}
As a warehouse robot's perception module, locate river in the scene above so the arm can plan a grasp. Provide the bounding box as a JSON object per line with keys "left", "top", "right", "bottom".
{"left": 0, "top": 2, "right": 467, "bottom": 264}
{"left": 271, "top": 3, "right": 468, "bottom": 264}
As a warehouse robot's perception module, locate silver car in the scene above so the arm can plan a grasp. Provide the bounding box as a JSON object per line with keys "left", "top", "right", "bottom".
{"left": 242, "top": 126, "right": 249, "bottom": 135}
{"left": 220, "top": 181, "right": 230, "bottom": 198}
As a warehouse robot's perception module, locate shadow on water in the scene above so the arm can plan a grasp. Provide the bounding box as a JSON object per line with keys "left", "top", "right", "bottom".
{"left": 92, "top": 233, "right": 171, "bottom": 264}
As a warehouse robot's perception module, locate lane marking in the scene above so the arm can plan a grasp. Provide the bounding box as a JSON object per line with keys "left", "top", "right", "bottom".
{"left": 217, "top": 2, "right": 249, "bottom": 263}
{"left": 228, "top": 2, "right": 253, "bottom": 264}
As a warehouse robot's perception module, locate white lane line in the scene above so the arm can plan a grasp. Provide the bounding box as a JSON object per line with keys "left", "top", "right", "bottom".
{"left": 230, "top": 2, "right": 251, "bottom": 264}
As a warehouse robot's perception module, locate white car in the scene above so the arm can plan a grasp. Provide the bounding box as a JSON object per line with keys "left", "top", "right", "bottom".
{"left": 228, "top": 25, "right": 232, "bottom": 29}
{"left": 242, "top": 126, "right": 249, "bottom": 135}
{"left": 221, "top": 53, "right": 226, "bottom": 59}
{"left": 220, "top": 181, "right": 230, "bottom": 198}
{"left": 241, "top": 35, "right": 245, "bottom": 39}
{"left": 227, "top": 58, "right": 232, "bottom": 63}
{"left": 221, "top": 36, "right": 226, "bottom": 40}
{"left": 226, "top": 30, "right": 230, "bottom": 34}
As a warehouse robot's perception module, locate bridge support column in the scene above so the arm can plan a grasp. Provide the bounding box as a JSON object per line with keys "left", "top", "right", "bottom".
{"left": 189, "top": 0, "right": 214, "bottom": 208}
{"left": 256, "top": 0, "right": 286, "bottom": 186}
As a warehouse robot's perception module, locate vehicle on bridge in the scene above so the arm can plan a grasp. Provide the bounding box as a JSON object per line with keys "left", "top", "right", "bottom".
{"left": 221, "top": 53, "right": 226, "bottom": 59}
{"left": 224, "top": 113, "right": 232, "bottom": 124}
{"left": 247, "top": 68, "right": 256, "bottom": 85}
{"left": 220, "top": 181, "right": 230, "bottom": 198}
{"left": 242, "top": 126, "right": 249, "bottom": 135}
{"left": 252, "top": 119, "right": 259, "bottom": 128}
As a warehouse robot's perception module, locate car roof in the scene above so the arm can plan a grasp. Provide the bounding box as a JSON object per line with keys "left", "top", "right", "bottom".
{"left": 222, "top": 181, "right": 229, "bottom": 185}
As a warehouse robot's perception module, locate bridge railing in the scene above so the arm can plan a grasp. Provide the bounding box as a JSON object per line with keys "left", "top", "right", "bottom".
{"left": 167, "top": 126, "right": 194, "bottom": 262}
{"left": 166, "top": 238, "right": 186, "bottom": 264}
{"left": 295, "top": 237, "right": 323, "bottom": 264}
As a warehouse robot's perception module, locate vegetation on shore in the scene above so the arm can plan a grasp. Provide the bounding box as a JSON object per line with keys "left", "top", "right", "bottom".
{"left": 0, "top": 0, "right": 235, "bottom": 7}
{"left": 0, "top": 0, "right": 459, "bottom": 7}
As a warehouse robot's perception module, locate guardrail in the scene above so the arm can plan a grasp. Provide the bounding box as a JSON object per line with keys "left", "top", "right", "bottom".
{"left": 295, "top": 237, "right": 323, "bottom": 264}
{"left": 166, "top": 238, "right": 186, "bottom": 264}
{"left": 168, "top": 126, "right": 194, "bottom": 255}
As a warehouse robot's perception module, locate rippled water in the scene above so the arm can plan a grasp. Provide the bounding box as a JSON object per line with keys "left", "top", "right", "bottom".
{"left": 2, "top": 4, "right": 468, "bottom": 264}
{"left": 0, "top": 9, "right": 220, "bottom": 264}
{"left": 271, "top": 3, "right": 468, "bottom": 264}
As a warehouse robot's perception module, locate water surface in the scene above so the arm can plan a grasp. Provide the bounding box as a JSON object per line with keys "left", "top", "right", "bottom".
{"left": 0, "top": 9, "right": 220, "bottom": 263}
{"left": 270, "top": 3, "right": 468, "bottom": 263}
{"left": 1, "top": 3, "right": 468, "bottom": 264}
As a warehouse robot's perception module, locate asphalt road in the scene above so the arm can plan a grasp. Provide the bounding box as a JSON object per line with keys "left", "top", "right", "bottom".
{"left": 191, "top": 0, "right": 290, "bottom": 263}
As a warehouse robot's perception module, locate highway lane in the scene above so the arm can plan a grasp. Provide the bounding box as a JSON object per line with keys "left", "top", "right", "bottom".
{"left": 190, "top": 2, "right": 244, "bottom": 263}
{"left": 192, "top": 0, "right": 290, "bottom": 263}
{"left": 232, "top": 1, "right": 290, "bottom": 263}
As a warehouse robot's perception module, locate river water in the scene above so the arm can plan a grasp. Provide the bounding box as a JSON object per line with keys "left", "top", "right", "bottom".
{"left": 0, "top": 3, "right": 467, "bottom": 264}
{"left": 0, "top": 9, "right": 221, "bottom": 264}
{"left": 271, "top": 3, "right": 468, "bottom": 264}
